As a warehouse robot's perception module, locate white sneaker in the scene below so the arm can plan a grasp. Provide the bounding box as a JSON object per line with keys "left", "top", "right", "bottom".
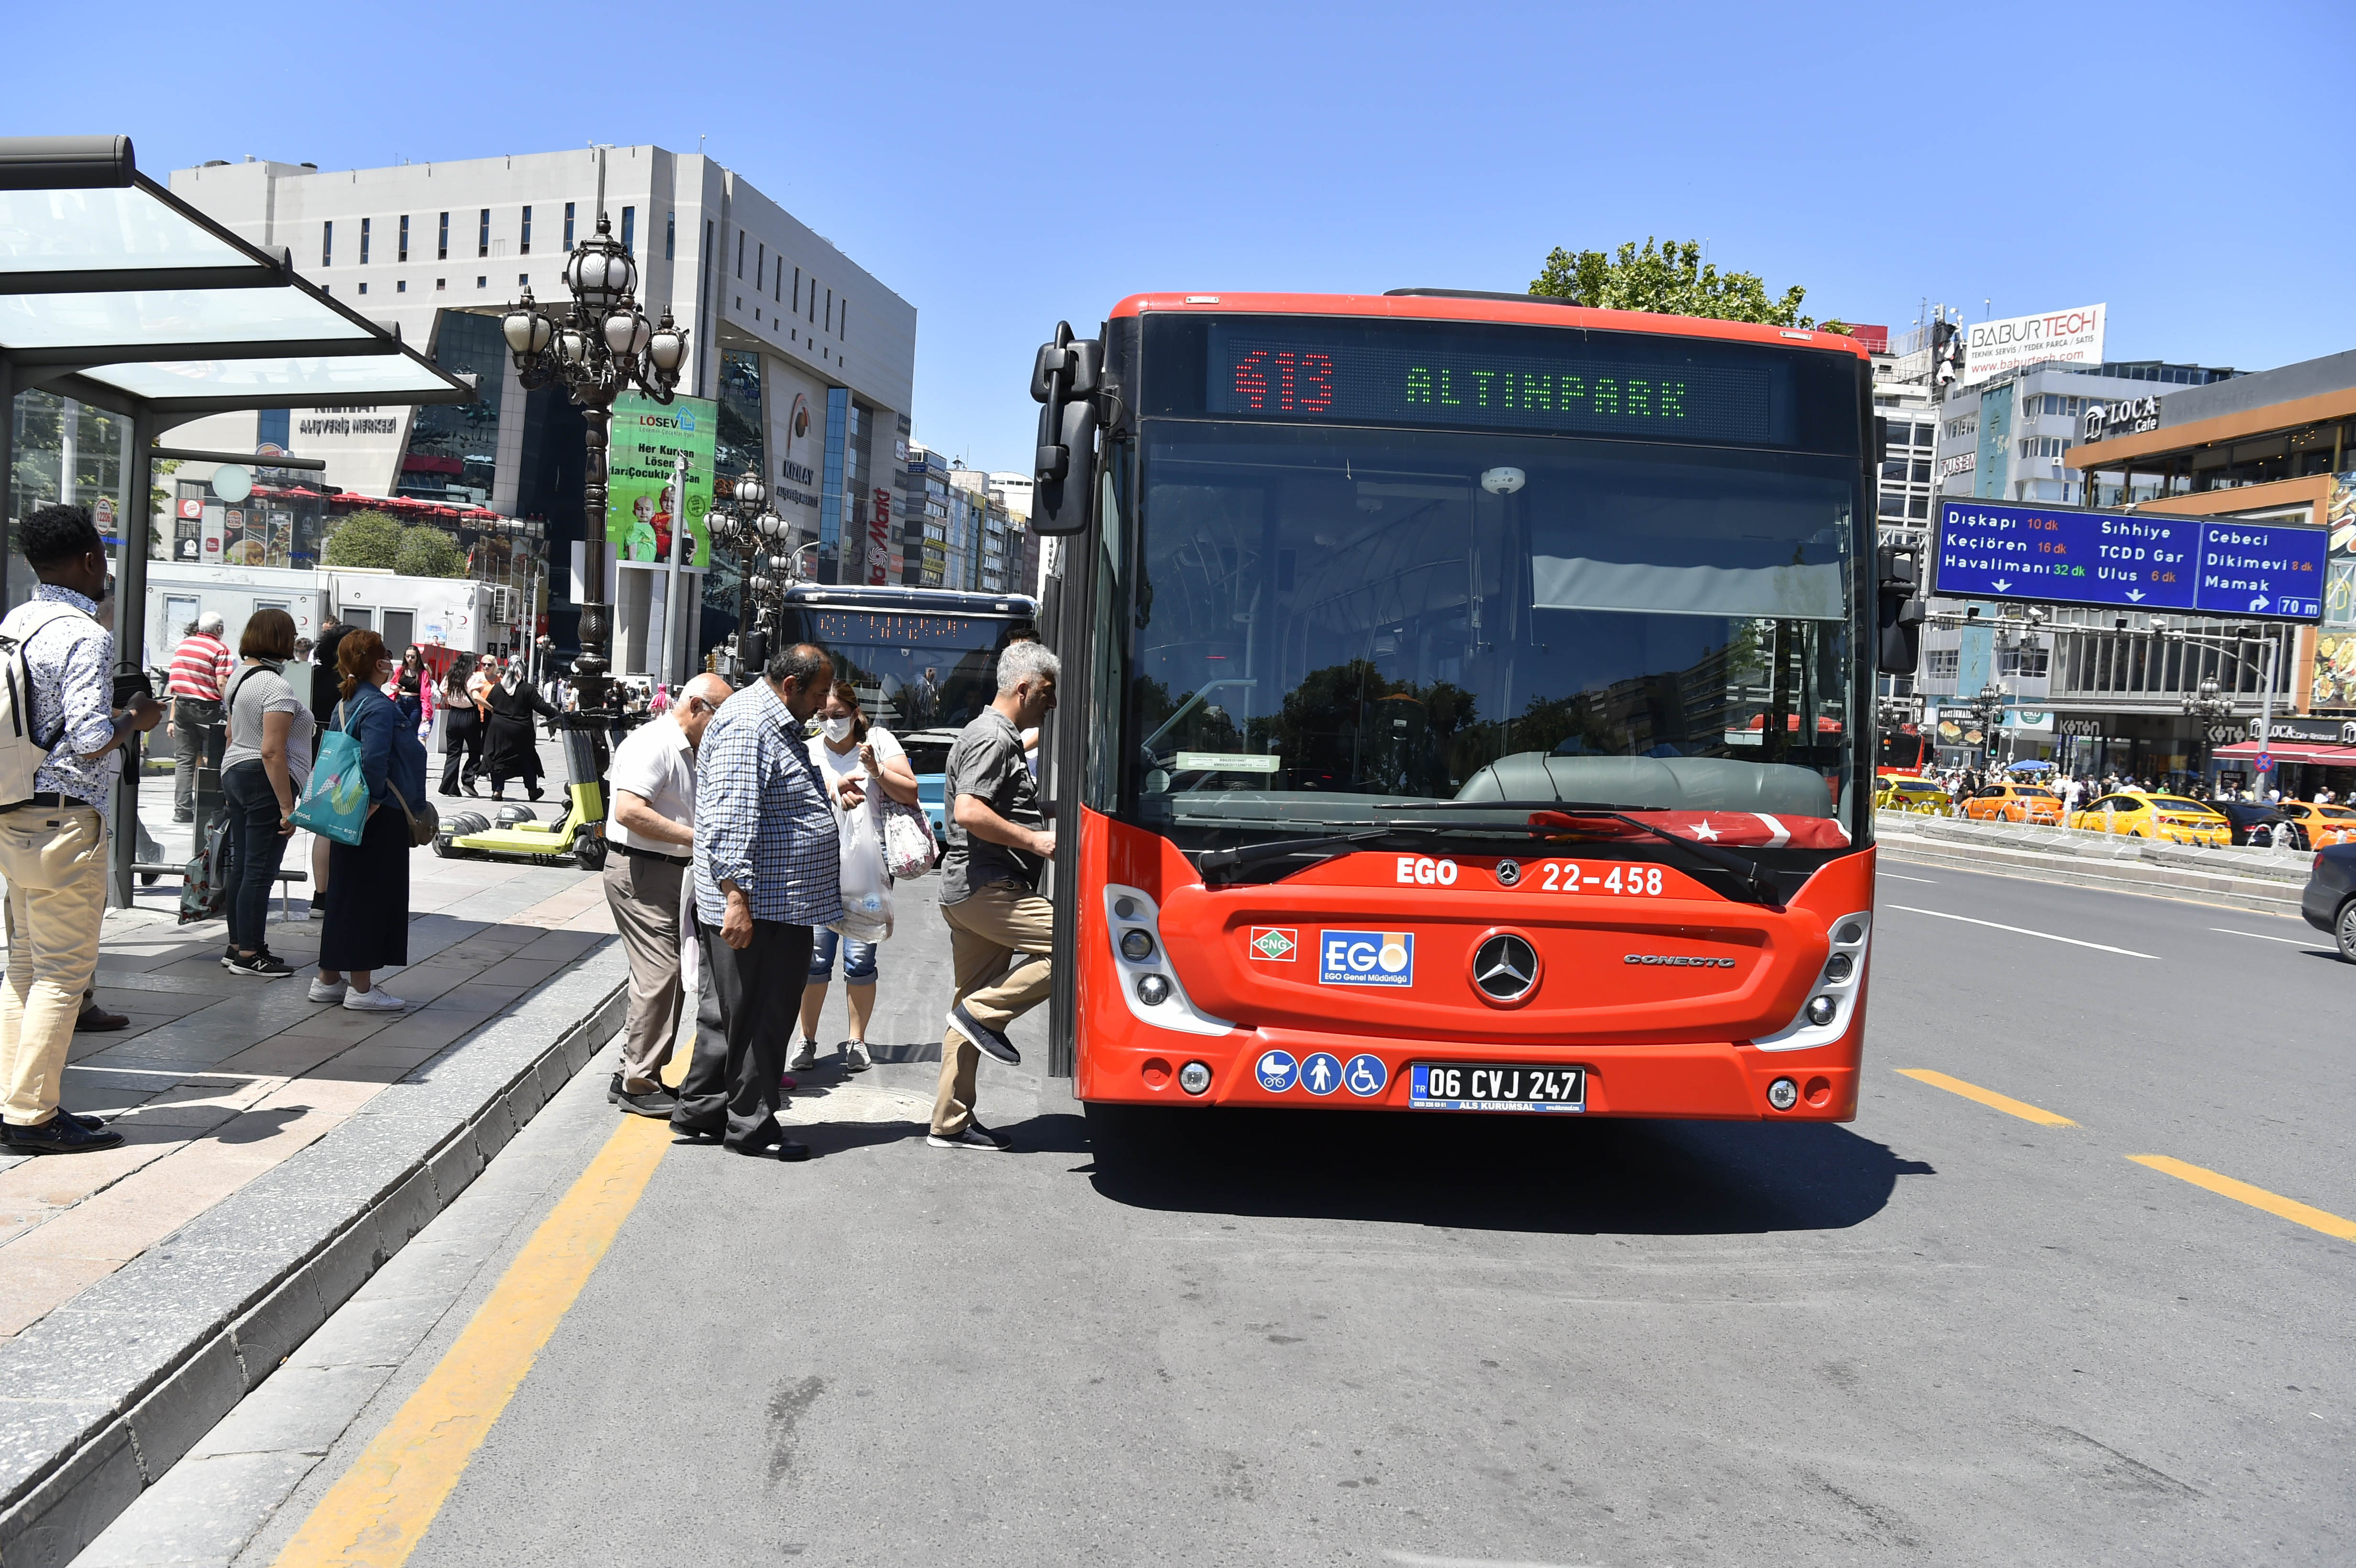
{"left": 844, "top": 1039, "right": 872, "bottom": 1073}
{"left": 788, "top": 1038, "right": 818, "bottom": 1072}
{"left": 926, "top": 1125, "right": 1010, "bottom": 1152}
{"left": 342, "top": 989, "right": 406, "bottom": 1013}
{"left": 308, "top": 977, "right": 349, "bottom": 1003}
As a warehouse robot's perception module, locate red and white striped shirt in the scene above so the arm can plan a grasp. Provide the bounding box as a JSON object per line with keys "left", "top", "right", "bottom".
{"left": 167, "top": 632, "right": 235, "bottom": 701}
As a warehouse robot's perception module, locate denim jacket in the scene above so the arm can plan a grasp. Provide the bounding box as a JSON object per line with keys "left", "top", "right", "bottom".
{"left": 338, "top": 684, "right": 428, "bottom": 808}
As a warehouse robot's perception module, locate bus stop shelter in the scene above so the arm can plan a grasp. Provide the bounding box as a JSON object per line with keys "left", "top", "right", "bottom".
{"left": 1, "top": 134, "right": 474, "bottom": 903}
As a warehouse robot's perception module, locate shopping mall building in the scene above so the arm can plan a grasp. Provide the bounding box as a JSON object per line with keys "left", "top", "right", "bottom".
{"left": 164, "top": 146, "right": 922, "bottom": 664}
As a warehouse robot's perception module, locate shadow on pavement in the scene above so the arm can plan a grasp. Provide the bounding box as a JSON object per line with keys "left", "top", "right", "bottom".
{"left": 1083, "top": 1104, "right": 1932, "bottom": 1235}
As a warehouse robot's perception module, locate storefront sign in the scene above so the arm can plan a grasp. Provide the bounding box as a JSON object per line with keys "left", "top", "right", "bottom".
{"left": 868, "top": 488, "right": 892, "bottom": 586}
{"left": 2245, "top": 716, "right": 2356, "bottom": 744}
{"left": 2310, "top": 473, "right": 2356, "bottom": 710}
{"left": 2080, "top": 395, "right": 2161, "bottom": 444}
{"left": 1935, "top": 500, "right": 2325, "bottom": 620}
{"left": 1962, "top": 305, "right": 2106, "bottom": 387}
{"left": 606, "top": 392, "right": 714, "bottom": 568}
{"left": 1938, "top": 451, "right": 1975, "bottom": 478}
{"left": 2059, "top": 719, "right": 2105, "bottom": 737}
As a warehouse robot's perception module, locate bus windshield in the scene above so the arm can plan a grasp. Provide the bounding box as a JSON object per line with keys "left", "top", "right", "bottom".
{"left": 777, "top": 606, "right": 1025, "bottom": 737}
{"left": 1126, "top": 420, "right": 1863, "bottom": 847}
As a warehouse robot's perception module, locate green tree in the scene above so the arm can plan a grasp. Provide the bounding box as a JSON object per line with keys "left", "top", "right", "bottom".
{"left": 1529, "top": 238, "right": 1847, "bottom": 332}
{"left": 320, "top": 510, "right": 405, "bottom": 568}
{"left": 394, "top": 526, "right": 467, "bottom": 578}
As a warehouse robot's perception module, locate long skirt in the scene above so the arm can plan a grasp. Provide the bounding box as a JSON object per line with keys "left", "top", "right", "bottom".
{"left": 320, "top": 804, "right": 410, "bottom": 973}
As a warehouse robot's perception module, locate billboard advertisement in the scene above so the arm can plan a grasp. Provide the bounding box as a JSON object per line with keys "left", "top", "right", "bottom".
{"left": 2312, "top": 473, "right": 2356, "bottom": 711}
{"left": 607, "top": 392, "right": 715, "bottom": 568}
{"left": 1963, "top": 305, "right": 2105, "bottom": 386}
{"left": 1934, "top": 499, "right": 2325, "bottom": 621}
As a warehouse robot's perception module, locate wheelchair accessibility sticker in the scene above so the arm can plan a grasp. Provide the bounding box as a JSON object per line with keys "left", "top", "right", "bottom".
{"left": 1319, "top": 930, "right": 1413, "bottom": 987}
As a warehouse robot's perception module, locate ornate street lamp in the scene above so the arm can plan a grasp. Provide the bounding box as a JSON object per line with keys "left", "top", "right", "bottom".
{"left": 501, "top": 213, "right": 688, "bottom": 713}
{"left": 710, "top": 465, "right": 774, "bottom": 678}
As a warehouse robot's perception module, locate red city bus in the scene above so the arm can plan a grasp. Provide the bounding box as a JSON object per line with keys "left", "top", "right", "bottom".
{"left": 1026, "top": 291, "right": 1917, "bottom": 1122}
{"left": 1878, "top": 726, "right": 1932, "bottom": 776}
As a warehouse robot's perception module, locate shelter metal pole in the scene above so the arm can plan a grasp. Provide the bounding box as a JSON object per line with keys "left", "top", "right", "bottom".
{"left": 0, "top": 356, "right": 13, "bottom": 611}
{"left": 110, "top": 411, "right": 154, "bottom": 908}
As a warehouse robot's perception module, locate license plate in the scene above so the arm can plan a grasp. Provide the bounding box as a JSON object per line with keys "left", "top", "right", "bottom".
{"left": 1410, "top": 1063, "right": 1586, "bottom": 1112}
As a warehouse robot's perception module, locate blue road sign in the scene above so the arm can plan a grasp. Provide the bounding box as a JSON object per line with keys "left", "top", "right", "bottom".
{"left": 1342, "top": 1054, "right": 1389, "bottom": 1098}
{"left": 1254, "top": 1049, "right": 1298, "bottom": 1093}
{"left": 1934, "top": 501, "right": 2324, "bottom": 621}
{"left": 2255, "top": 752, "right": 2274, "bottom": 774}
{"left": 1300, "top": 1052, "right": 1343, "bottom": 1096}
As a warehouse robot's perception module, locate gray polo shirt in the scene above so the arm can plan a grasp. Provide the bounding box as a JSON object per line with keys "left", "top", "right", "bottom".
{"left": 940, "top": 708, "right": 1043, "bottom": 905}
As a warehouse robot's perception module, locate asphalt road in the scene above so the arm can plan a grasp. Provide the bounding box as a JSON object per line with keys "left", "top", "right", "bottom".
{"left": 172, "top": 864, "right": 2352, "bottom": 1567}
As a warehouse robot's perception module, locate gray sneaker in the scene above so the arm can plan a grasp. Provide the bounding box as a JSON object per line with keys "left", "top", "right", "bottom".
{"left": 927, "top": 1123, "right": 1010, "bottom": 1152}
{"left": 843, "top": 1039, "right": 872, "bottom": 1073}
{"left": 788, "top": 1038, "right": 818, "bottom": 1072}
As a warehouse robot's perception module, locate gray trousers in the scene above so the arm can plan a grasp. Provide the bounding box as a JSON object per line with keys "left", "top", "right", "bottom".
{"left": 671, "top": 917, "right": 811, "bottom": 1150}
{"left": 172, "top": 697, "right": 219, "bottom": 814}
{"left": 601, "top": 851, "right": 686, "bottom": 1090}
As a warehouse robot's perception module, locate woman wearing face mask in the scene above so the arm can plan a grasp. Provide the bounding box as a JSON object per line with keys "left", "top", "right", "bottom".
{"left": 796, "top": 681, "right": 921, "bottom": 1073}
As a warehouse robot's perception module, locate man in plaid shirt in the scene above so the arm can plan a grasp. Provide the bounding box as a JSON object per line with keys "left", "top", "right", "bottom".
{"left": 165, "top": 611, "right": 235, "bottom": 822}
{"left": 671, "top": 643, "right": 851, "bottom": 1159}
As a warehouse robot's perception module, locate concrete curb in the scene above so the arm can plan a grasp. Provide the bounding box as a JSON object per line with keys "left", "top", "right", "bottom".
{"left": 0, "top": 942, "right": 627, "bottom": 1568}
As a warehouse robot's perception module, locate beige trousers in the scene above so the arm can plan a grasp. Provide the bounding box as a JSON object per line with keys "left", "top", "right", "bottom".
{"left": 601, "top": 851, "right": 686, "bottom": 1091}
{"left": 932, "top": 880, "right": 1053, "bottom": 1136}
{"left": 0, "top": 804, "right": 108, "bottom": 1127}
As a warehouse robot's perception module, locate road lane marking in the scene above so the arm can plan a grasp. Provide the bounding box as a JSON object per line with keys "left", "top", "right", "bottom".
{"left": 1879, "top": 872, "right": 1939, "bottom": 883}
{"left": 272, "top": 1113, "right": 673, "bottom": 1567}
{"left": 1898, "top": 1069, "right": 2077, "bottom": 1127}
{"left": 2209, "top": 927, "right": 2324, "bottom": 947}
{"left": 2128, "top": 1155, "right": 2356, "bottom": 1243}
{"left": 1887, "top": 905, "right": 2160, "bottom": 959}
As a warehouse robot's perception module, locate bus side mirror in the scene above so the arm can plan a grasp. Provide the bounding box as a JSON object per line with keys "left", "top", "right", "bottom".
{"left": 1031, "top": 322, "right": 1102, "bottom": 536}
{"left": 1876, "top": 544, "right": 1924, "bottom": 675}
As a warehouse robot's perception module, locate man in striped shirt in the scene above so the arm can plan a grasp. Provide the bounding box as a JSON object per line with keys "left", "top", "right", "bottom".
{"left": 166, "top": 612, "right": 234, "bottom": 823}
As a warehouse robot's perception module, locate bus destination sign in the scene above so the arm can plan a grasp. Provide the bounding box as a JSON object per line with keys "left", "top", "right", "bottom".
{"left": 1933, "top": 500, "right": 2324, "bottom": 621}
{"left": 1205, "top": 328, "right": 1775, "bottom": 444}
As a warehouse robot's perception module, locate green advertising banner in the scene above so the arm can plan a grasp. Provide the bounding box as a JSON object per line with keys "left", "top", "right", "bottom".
{"left": 607, "top": 392, "right": 715, "bottom": 568}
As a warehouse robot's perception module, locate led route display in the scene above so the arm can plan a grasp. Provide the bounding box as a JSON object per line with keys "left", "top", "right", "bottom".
{"left": 1204, "top": 327, "right": 1778, "bottom": 444}
{"left": 1934, "top": 500, "right": 2324, "bottom": 621}
{"left": 805, "top": 611, "right": 1012, "bottom": 649}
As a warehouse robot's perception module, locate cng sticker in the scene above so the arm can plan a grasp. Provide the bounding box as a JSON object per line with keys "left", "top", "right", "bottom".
{"left": 1248, "top": 926, "right": 1298, "bottom": 961}
{"left": 1320, "top": 930, "right": 1413, "bottom": 987}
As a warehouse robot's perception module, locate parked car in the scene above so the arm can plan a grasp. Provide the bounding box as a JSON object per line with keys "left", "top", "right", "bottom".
{"left": 2276, "top": 799, "right": 2356, "bottom": 850}
{"left": 2067, "top": 791, "right": 2233, "bottom": 847}
{"left": 1875, "top": 775, "right": 1952, "bottom": 814}
{"left": 2299, "top": 842, "right": 2356, "bottom": 960}
{"left": 2211, "top": 800, "right": 2291, "bottom": 848}
{"left": 1961, "top": 783, "right": 2064, "bottom": 825}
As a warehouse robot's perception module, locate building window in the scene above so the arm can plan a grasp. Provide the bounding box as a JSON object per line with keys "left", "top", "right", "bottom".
{"left": 793, "top": 267, "right": 800, "bottom": 312}
{"left": 840, "top": 300, "right": 847, "bottom": 341}
{"left": 396, "top": 279, "right": 406, "bottom": 293}
{"left": 321, "top": 220, "right": 332, "bottom": 267}
{"left": 477, "top": 276, "right": 487, "bottom": 289}
{"left": 665, "top": 211, "right": 675, "bottom": 261}
{"left": 564, "top": 201, "right": 576, "bottom": 250}
{"left": 478, "top": 208, "right": 490, "bottom": 258}
{"left": 518, "top": 272, "right": 528, "bottom": 286}
{"left": 825, "top": 288, "right": 832, "bottom": 332}
{"left": 620, "top": 207, "right": 634, "bottom": 256}
{"left": 1923, "top": 648, "right": 1960, "bottom": 682}
{"left": 359, "top": 217, "right": 371, "bottom": 265}
{"left": 1878, "top": 492, "right": 1906, "bottom": 518}
{"left": 1908, "top": 494, "right": 1928, "bottom": 519}
{"left": 736, "top": 231, "right": 744, "bottom": 279}
{"left": 520, "top": 205, "right": 532, "bottom": 254}
{"left": 358, "top": 282, "right": 368, "bottom": 295}
{"left": 756, "top": 243, "right": 764, "bottom": 290}
{"left": 398, "top": 214, "right": 409, "bottom": 262}
{"left": 438, "top": 212, "right": 449, "bottom": 260}
{"left": 436, "top": 278, "right": 446, "bottom": 291}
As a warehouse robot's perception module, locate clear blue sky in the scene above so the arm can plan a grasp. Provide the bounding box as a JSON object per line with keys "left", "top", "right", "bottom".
{"left": 9, "top": 0, "right": 2347, "bottom": 473}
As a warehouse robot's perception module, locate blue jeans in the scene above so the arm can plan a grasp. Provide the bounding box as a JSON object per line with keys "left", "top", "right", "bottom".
{"left": 807, "top": 927, "right": 878, "bottom": 984}
{"left": 220, "top": 761, "right": 291, "bottom": 954}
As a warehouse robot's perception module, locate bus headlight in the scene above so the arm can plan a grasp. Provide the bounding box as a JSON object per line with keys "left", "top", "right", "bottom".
{"left": 1767, "top": 1077, "right": 1800, "bottom": 1111}
{"left": 1178, "top": 1061, "right": 1212, "bottom": 1095}
{"left": 1102, "top": 883, "right": 1233, "bottom": 1038}
{"left": 1751, "top": 912, "right": 1870, "bottom": 1052}
{"left": 1135, "top": 974, "right": 1171, "bottom": 1006}
{"left": 1119, "top": 929, "right": 1156, "bottom": 961}
{"left": 1805, "top": 995, "right": 1837, "bottom": 1026}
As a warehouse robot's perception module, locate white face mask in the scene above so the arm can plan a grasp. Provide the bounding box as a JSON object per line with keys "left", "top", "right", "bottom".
{"left": 818, "top": 716, "right": 854, "bottom": 744}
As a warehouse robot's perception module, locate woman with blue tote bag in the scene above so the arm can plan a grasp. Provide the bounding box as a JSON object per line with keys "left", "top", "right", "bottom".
{"left": 303, "top": 630, "right": 428, "bottom": 1012}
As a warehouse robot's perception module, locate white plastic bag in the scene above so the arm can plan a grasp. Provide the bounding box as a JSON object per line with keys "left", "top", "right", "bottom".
{"left": 833, "top": 791, "right": 893, "bottom": 942}
{"left": 880, "top": 796, "right": 936, "bottom": 879}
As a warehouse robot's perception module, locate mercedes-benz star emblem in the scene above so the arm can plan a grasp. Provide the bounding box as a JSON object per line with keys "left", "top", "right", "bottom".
{"left": 1494, "top": 859, "right": 1522, "bottom": 887}
{"left": 1471, "top": 933, "right": 1538, "bottom": 1003}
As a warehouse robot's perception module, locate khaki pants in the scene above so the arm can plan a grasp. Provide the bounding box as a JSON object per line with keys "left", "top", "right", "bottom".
{"left": 0, "top": 804, "right": 108, "bottom": 1127}
{"left": 601, "top": 851, "right": 686, "bottom": 1091}
{"left": 933, "top": 881, "right": 1052, "bottom": 1136}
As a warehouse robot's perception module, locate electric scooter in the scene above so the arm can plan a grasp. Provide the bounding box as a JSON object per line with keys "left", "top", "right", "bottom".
{"left": 433, "top": 723, "right": 609, "bottom": 869}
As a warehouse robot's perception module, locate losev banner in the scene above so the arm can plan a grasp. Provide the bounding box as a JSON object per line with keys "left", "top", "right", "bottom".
{"left": 607, "top": 392, "right": 715, "bottom": 567}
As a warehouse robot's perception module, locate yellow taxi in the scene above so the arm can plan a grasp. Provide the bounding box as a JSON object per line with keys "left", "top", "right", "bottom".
{"left": 1875, "top": 775, "right": 1953, "bottom": 814}
{"left": 2067, "top": 791, "right": 2232, "bottom": 847}
{"left": 2277, "top": 799, "right": 2356, "bottom": 849}
{"left": 1961, "top": 782, "right": 2065, "bottom": 825}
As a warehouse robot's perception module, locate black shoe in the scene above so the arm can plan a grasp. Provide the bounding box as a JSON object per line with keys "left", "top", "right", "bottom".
{"left": 669, "top": 1113, "right": 725, "bottom": 1140}
{"left": 4, "top": 1114, "right": 126, "bottom": 1154}
{"left": 222, "top": 944, "right": 239, "bottom": 969}
{"left": 730, "top": 1130, "right": 810, "bottom": 1162}
{"left": 231, "top": 950, "right": 296, "bottom": 979}
{"left": 616, "top": 1084, "right": 678, "bottom": 1119}
{"left": 949, "top": 1004, "right": 1020, "bottom": 1066}
{"left": 438, "top": 787, "right": 461, "bottom": 799}
{"left": 172, "top": 810, "right": 195, "bottom": 824}
{"left": 607, "top": 1071, "right": 624, "bottom": 1104}
{"left": 527, "top": 786, "right": 545, "bottom": 802}
{"left": 74, "top": 1004, "right": 129, "bottom": 1032}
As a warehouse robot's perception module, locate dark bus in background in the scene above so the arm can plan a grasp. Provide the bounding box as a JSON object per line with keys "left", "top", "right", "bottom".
{"left": 772, "top": 584, "right": 1039, "bottom": 835}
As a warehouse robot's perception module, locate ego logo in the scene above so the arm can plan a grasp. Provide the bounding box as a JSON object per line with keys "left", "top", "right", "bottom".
{"left": 1394, "top": 856, "right": 1458, "bottom": 886}
{"left": 1320, "top": 930, "right": 1413, "bottom": 987}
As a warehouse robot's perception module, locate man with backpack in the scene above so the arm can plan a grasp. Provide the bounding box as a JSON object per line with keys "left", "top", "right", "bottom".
{"left": 0, "top": 504, "right": 164, "bottom": 1154}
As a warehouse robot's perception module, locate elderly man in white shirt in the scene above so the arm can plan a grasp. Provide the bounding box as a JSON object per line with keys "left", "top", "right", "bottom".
{"left": 601, "top": 671, "right": 732, "bottom": 1117}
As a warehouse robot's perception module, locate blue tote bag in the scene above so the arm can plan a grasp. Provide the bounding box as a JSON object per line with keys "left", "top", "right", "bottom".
{"left": 289, "top": 700, "right": 370, "bottom": 846}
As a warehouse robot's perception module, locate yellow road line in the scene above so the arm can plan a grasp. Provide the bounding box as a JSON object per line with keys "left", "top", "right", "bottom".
{"left": 1897, "top": 1068, "right": 2077, "bottom": 1127}
{"left": 2128, "top": 1155, "right": 2356, "bottom": 1243}
{"left": 272, "top": 1113, "right": 672, "bottom": 1567}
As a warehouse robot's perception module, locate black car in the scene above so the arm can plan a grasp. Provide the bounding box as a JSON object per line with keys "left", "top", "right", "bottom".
{"left": 2299, "top": 843, "right": 2356, "bottom": 960}
{"left": 2213, "top": 800, "right": 2292, "bottom": 848}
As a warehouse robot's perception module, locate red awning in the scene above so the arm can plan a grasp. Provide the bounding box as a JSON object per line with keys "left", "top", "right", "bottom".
{"left": 2212, "top": 740, "right": 2356, "bottom": 766}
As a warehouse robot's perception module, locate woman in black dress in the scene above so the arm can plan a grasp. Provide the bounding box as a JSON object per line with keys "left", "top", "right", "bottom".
{"left": 481, "top": 661, "right": 561, "bottom": 801}
{"left": 437, "top": 655, "right": 481, "bottom": 797}
{"left": 313, "top": 630, "right": 428, "bottom": 1012}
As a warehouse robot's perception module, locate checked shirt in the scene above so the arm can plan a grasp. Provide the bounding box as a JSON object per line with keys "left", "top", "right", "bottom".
{"left": 691, "top": 677, "right": 842, "bottom": 928}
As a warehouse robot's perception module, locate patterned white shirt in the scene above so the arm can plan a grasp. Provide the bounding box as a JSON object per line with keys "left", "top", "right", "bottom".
{"left": 691, "top": 678, "right": 841, "bottom": 927}
{"left": 3, "top": 585, "right": 118, "bottom": 809}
